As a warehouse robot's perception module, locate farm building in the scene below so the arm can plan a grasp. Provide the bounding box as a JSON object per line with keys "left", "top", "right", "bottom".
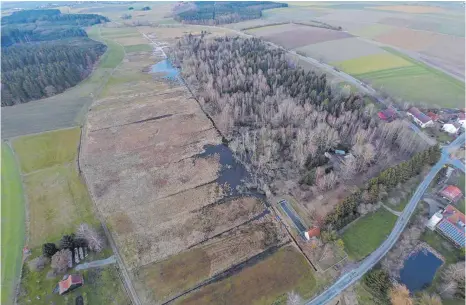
{"left": 435, "top": 205, "right": 465, "bottom": 248}
{"left": 439, "top": 185, "right": 463, "bottom": 203}
{"left": 442, "top": 123, "right": 461, "bottom": 134}
{"left": 427, "top": 112, "right": 439, "bottom": 122}
{"left": 304, "top": 227, "right": 321, "bottom": 241}
{"left": 458, "top": 112, "right": 465, "bottom": 128}
{"left": 407, "top": 107, "right": 433, "bottom": 128}
{"left": 59, "top": 274, "right": 83, "bottom": 295}
{"left": 378, "top": 107, "right": 397, "bottom": 121}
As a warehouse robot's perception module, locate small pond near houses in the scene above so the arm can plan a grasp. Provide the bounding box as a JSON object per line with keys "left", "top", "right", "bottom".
{"left": 399, "top": 248, "right": 443, "bottom": 292}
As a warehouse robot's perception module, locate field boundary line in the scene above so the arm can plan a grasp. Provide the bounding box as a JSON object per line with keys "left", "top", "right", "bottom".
{"left": 5, "top": 140, "right": 30, "bottom": 305}
{"left": 5, "top": 126, "right": 79, "bottom": 142}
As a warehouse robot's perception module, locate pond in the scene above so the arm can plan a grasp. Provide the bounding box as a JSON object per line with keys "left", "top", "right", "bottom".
{"left": 197, "top": 144, "right": 265, "bottom": 200}
{"left": 150, "top": 59, "right": 179, "bottom": 80}
{"left": 399, "top": 248, "right": 443, "bottom": 292}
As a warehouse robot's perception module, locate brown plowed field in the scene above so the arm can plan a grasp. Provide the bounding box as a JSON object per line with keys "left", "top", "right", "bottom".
{"left": 252, "top": 24, "right": 352, "bottom": 49}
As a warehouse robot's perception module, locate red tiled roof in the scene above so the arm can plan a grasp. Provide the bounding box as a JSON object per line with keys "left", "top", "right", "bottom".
{"left": 307, "top": 227, "right": 321, "bottom": 238}
{"left": 427, "top": 112, "right": 439, "bottom": 121}
{"left": 440, "top": 185, "right": 463, "bottom": 202}
{"left": 408, "top": 107, "right": 431, "bottom": 123}
{"left": 59, "top": 275, "right": 83, "bottom": 295}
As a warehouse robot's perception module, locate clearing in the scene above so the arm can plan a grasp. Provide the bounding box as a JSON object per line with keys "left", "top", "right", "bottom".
{"left": 1, "top": 143, "right": 25, "bottom": 305}
{"left": 341, "top": 208, "right": 398, "bottom": 261}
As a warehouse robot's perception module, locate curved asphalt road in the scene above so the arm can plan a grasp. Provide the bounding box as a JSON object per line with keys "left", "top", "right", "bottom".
{"left": 305, "top": 134, "right": 465, "bottom": 305}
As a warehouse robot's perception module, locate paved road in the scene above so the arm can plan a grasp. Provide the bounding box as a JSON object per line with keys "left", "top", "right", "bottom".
{"left": 75, "top": 255, "right": 116, "bottom": 271}
{"left": 305, "top": 134, "right": 465, "bottom": 305}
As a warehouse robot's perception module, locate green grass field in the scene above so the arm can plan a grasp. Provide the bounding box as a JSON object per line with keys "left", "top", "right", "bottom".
{"left": 342, "top": 208, "right": 398, "bottom": 260}
{"left": 421, "top": 230, "right": 463, "bottom": 264}
{"left": 1, "top": 143, "right": 25, "bottom": 305}
{"left": 88, "top": 27, "right": 125, "bottom": 69}
{"left": 124, "top": 44, "right": 152, "bottom": 53}
{"left": 12, "top": 128, "right": 81, "bottom": 174}
{"left": 334, "top": 52, "right": 413, "bottom": 75}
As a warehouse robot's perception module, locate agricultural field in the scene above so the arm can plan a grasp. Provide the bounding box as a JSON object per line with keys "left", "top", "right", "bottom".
{"left": 8, "top": 127, "right": 129, "bottom": 305}
{"left": 334, "top": 52, "right": 413, "bottom": 75}
{"left": 172, "top": 246, "right": 317, "bottom": 305}
{"left": 341, "top": 208, "right": 398, "bottom": 261}
{"left": 80, "top": 26, "right": 315, "bottom": 305}
{"left": 1, "top": 143, "right": 25, "bottom": 305}
{"left": 247, "top": 23, "right": 352, "bottom": 49}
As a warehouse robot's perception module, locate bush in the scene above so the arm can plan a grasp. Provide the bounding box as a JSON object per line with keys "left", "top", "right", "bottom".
{"left": 59, "top": 234, "right": 75, "bottom": 250}
{"left": 42, "top": 242, "right": 58, "bottom": 258}
{"left": 51, "top": 249, "right": 72, "bottom": 273}
{"left": 27, "top": 256, "right": 50, "bottom": 272}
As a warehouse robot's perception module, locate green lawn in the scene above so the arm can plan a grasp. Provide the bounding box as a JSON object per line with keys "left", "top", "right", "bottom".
{"left": 12, "top": 128, "right": 81, "bottom": 174}
{"left": 443, "top": 299, "right": 466, "bottom": 305}
{"left": 18, "top": 247, "right": 129, "bottom": 305}
{"left": 1, "top": 143, "right": 25, "bottom": 305}
{"left": 342, "top": 208, "right": 398, "bottom": 260}
{"left": 421, "top": 230, "right": 463, "bottom": 264}
{"left": 87, "top": 27, "right": 125, "bottom": 69}
{"left": 334, "top": 52, "right": 413, "bottom": 75}
{"left": 124, "top": 44, "right": 152, "bottom": 53}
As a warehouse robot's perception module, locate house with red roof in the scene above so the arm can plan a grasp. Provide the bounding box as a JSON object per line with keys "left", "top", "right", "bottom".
{"left": 377, "top": 107, "right": 397, "bottom": 122}
{"left": 304, "top": 226, "right": 320, "bottom": 241}
{"left": 427, "top": 112, "right": 439, "bottom": 122}
{"left": 59, "top": 274, "right": 83, "bottom": 295}
{"left": 439, "top": 185, "right": 463, "bottom": 203}
{"left": 435, "top": 205, "right": 465, "bottom": 248}
{"left": 407, "top": 107, "right": 434, "bottom": 128}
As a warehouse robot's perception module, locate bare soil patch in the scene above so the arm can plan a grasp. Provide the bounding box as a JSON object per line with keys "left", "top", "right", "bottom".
{"left": 374, "top": 27, "right": 440, "bottom": 51}
{"left": 258, "top": 25, "right": 352, "bottom": 49}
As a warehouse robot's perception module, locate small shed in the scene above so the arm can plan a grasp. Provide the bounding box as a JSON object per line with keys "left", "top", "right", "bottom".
{"left": 442, "top": 123, "right": 460, "bottom": 134}
{"left": 304, "top": 227, "right": 321, "bottom": 241}
{"left": 335, "top": 150, "right": 346, "bottom": 155}
{"left": 59, "top": 274, "right": 83, "bottom": 295}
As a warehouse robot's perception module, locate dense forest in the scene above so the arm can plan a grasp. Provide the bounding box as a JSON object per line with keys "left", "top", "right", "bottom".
{"left": 173, "top": 2, "right": 288, "bottom": 25}
{"left": 1, "top": 9, "right": 108, "bottom": 106}
{"left": 172, "top": 35, "right": 428, "bottom": 204}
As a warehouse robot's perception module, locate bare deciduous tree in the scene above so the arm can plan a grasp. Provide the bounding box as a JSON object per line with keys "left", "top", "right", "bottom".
{"left": 76, "top": 223, "right": 105, "bottom": 253}
{"left": 390, "top": 284, "right": 413, "bottom": 305}
{"left": 51, "top": 249, "right": 72, "bottom": 273}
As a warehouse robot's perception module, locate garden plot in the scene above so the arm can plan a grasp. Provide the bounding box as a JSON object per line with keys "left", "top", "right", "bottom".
{"left": 253, "top": 24, "right": 352, "bottom": 49}
{"left": 295, "top": 37, "right": 385, "bottom": 62}
{"left": 133, "top": 214, "right": 289, "bottom": 305}
{"left": 113, "top": 197, "right": 265, "bottom": 269}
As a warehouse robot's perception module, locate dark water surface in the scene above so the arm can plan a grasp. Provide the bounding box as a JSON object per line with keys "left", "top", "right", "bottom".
{"left": 399, "top": 248, "right": 442, "bottom": 292}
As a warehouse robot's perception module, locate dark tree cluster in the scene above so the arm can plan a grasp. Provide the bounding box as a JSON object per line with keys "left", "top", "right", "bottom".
{"left": 363, "top": 268, "right": 392, "bottom": 304}
{"left": 1, "top": 9, "right": 108, "bottom": 106}
{"left": 173, "top": 2, "right": 288, "bottom": 25}
{"left": 1, "top": 39, "right": 106, "bottom": 106}
{"left": 324, "top": 145, "right": 441, "bottom": 231}
{"left": 172, "top": 35, "right": 427, "bottom": 196}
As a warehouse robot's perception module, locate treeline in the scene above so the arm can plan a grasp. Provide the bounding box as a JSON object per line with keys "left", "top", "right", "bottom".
{"left": 173, "top": 2, "right": 288, "bottom": 25}
{"left": 1, "top": 9, "right": 108, "bottom": 46}
{"left": 1, "top": 9, "right": 108, "bottom": 106}
{"left": 172, "top": 35, "right": 427, "bottom": 197}
{"left": 324, "top": 145, "right": 441, "bottom": 231}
